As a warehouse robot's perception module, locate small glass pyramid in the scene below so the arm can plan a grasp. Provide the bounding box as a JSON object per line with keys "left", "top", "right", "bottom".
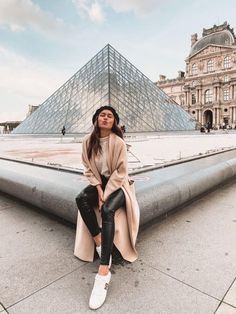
{"left": 13, "top": 44, "right": 195, "bottom": 134}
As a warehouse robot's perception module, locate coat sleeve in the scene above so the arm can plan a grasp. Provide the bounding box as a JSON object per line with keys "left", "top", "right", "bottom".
{"left": 82, "top": 139, "right": 100, "bottom": 186}
{"left": 103, "top": 139, "right": 128, "bottom": 200}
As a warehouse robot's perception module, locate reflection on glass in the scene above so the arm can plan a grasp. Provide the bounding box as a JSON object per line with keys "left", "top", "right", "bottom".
{"left": 13, "top": 44, "right": 195, "bottom": 134}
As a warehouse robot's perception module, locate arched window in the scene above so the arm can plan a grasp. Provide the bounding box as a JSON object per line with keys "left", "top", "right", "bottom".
{"left": 192, "top": 63, "right": 198, "bottom": 75}
{"left": 205, "top": 89, "right": 213, "bottom": 104}
{"left": 223, "top": 89, "right": 230, "bottom": 101}
{"left": 224, "top": 56, "right": 231, "bottom": 69}
{"left": 192, "top": 94, "right": 196, "bottom": 104}
{"left": 207, "top": 60, "right": 214, "bottom": 72}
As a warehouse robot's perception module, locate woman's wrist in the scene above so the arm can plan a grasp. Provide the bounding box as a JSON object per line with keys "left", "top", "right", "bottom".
{"left": 96, "top": 184, "right": 102, "bottom": 191}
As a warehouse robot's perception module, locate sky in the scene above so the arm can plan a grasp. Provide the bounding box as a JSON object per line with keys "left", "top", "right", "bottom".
{"left": 0, "top": 0, "right": 236, "bottom": 121}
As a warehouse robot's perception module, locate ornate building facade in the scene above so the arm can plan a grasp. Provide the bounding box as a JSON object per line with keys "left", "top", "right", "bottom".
{"left": 156, "top": 22, "right": 236, "bottom": 128}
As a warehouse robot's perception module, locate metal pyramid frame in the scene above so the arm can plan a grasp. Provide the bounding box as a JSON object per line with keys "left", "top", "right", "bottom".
{"left": 13, "top": 44, "right": 195, "bottom": 134}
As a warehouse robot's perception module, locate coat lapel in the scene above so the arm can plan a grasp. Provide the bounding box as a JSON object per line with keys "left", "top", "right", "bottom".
{"left": 107, "top": 133, "right": 114, "bottom": 173}
{"left": 90, "top": 155, "right": 101, "bottom": 182}
{"left": 84, "top": 137, "right": 101, "bottom": 183}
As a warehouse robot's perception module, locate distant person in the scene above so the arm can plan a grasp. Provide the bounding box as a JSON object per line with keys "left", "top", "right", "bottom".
{"left": 74, "top": 106, "right": 140, "bottom": 310}
{"left": 61, "top": 126, "right": 66, "bottom": 136}
{"left": 121, "top": 124, "right": 126, "bottom": 134}
{"left": 200, "top": 125, "right": 205, "bottom": 133}
{"left": 206, "top": 122, "right": 211, "bottom": 133}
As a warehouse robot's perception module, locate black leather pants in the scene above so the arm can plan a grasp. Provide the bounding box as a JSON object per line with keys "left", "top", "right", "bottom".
{"left": 75, "top": 177, "right": 125, "bottom": 265}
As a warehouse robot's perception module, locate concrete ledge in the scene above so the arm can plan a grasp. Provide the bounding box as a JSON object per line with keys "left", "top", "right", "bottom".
{"left": 137, "top": 157, "right": 236, "bottom": 226}
{"left": 1, "top": 150, "right": 236, "bottom": 226}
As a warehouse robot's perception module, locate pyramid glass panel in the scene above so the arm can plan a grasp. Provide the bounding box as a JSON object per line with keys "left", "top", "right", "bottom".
{"left": 13, "top": 45, "right": 196, "bottom": 134}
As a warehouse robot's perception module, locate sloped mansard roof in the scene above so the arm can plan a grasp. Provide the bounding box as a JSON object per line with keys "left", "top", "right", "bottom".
{"left": 189, "top": 22, "right": 236, "bottom": 57}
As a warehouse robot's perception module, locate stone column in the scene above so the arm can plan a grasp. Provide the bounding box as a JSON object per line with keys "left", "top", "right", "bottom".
{"left": 198, "top": 109, "right": 201, "bottom": 124}
{"left": 214, "top": 87, "right": 217, "bottom": 101}
{"left": 233, "top": 106, "right": 236, "bottom": 123}
{"left": 196, "top": 89, "right": 200, "bottom": 103}
{"left": 187, "top": 91, "right": 190, "bottom": 107}
{"left": 199, "top": 109, "right": 203, "bottom": 125}
{"left": 215, "top": 108, "right": 218, "bottom": 126}
{"left": 218, "top": 108, "right": 221, "bottom": 125}
{"left": 218, "top": 86, "right": 222, "bottom": 102}
{"left": 199, "top": 89, "right": 202, "bottom": 104}
{"left": 185, "top": 91, "right": 188, "bottom": 106}
{"left": 230, "top": 86, "right": 233, "bottom": 100}
{"left": 229, "top": 107, "right": 233, "bottom": 124}
{"left": 216, "top": 108, "right": 218, "bottom": 125}
{"left": 213, "top": 108, "right": 216, "bottom": 125}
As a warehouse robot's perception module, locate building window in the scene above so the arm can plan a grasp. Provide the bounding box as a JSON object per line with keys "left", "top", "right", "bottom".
{"left": 224, "top": 75, "right": 229, "bottom": 82}
{"left": 205, "top": 89, "right": 213, "bottom": 104}
{"left": 224, "top": 56, "right": 231, "bottom": 69}
{"left": 207, "top": 60, "right": 214, "bottom": 72}
{"left": 223, "top": 89, "right": 230, "bottom": 101}
{"left": 192, "top": 110, "right": 196, "bottom": 114}
{"left": 192, "top": 94, "right": 196, "bottom": 104}
{"left": 192, "top": 63, "right": 198, "bottom": 75}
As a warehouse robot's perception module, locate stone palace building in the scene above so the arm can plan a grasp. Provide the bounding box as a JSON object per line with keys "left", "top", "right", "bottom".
{"left": 156, "top": 22, "right": 236, "bottom": 129}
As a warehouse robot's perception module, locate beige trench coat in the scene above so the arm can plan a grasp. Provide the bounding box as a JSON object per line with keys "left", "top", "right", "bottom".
{"left": 74, "top": 132, "right": 140, "bottom": 262}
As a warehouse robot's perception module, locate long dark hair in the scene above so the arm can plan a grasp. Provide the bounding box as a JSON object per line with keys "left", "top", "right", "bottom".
{"left": 87, "top": 117, "right": 123, "bottom": 160}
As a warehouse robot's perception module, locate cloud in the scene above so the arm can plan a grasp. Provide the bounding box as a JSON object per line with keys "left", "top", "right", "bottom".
{"left": 106, "top": 0, "right": 158, "bottom": 15}
{"left": 0, "top": 45, "right": 69, "bottom": 121}
{"left": 72, "top": 0, "right": 160, "bottom": 22}
{"left": 89, "top": 2, "right": 105, "bottom": 22}
{"left": 0, "top": 0, "right": 63, "bottom": 33}
{"left": 72, "top": 0, "right": 105, "bottom": 23}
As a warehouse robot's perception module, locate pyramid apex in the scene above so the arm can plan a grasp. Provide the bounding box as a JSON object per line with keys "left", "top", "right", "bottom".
{"left": 102, "top": 43, "right": 115, "bottom": 51}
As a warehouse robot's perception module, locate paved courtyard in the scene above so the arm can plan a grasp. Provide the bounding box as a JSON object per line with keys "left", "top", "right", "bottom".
{"left": 0, "top": 178, "right": 236, "bottom": 313}
{"left": 0, "top": 130, "right": 236, "bottom": 313}
{"left": 1, "top": 130, "right": 236, "bottom": 172}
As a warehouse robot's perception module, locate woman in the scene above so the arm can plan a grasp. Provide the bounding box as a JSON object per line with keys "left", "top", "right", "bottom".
{"left": 74, "top": 105, "right": 140, "bottom": 310}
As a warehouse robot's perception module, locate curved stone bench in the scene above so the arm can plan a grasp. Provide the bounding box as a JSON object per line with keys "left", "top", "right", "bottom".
{"left": 1, "top": 149, "right": 236, "bottom": 227}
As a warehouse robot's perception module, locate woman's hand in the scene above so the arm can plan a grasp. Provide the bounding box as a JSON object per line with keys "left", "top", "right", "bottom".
{"left": 96, "top": 184, "right": 104, "bottom": 211}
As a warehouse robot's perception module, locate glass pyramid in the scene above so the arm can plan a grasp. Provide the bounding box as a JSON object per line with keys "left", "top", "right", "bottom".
{"left": 13, "top": 44, "right": 195, "bottom": 134}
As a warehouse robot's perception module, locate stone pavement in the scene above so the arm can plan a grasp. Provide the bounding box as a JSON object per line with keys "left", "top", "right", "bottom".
{"left": 1, "top": 130, "right": 236, "bottom": 171}
{"left": 0, "top": 179, "right": 236, "bottom": 313}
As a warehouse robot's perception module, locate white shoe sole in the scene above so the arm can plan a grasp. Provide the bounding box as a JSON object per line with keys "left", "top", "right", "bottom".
{"left": 89, "top": 272, "right": 111, "bottom": 310}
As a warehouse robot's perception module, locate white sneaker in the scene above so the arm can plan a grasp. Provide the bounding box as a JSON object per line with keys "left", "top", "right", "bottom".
{"left": 89, "top": 272, "right": 111, "bottom": 310}
{"left": 96, "top": 246, "right": 112, "bottom": 268}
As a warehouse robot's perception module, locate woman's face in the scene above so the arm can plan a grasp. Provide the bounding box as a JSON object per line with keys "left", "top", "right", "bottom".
{"left": 97, "top": 109, "right": 115, "bottom": 130}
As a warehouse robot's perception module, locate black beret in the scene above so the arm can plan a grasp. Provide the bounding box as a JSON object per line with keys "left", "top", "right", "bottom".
{"left": 92, "top": 106, "right": 120, "bottom": 124}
